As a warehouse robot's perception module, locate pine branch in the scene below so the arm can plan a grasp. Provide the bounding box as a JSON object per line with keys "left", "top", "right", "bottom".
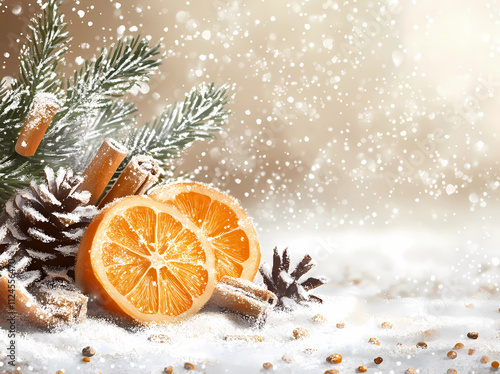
{"left": 126, "top": 83, "right": 231, "bottom": 164}
{"left": 39, "top": 36, "right": 162, "bottom": 167}
{"left": 104, "top": 83, "right": 230, "bottom": 191}
{"left": 0, "top": 1, "right": 231, "bottom": 207}
{"left": 57, "top": 35, "right": 161, "bottom": 118}
{"left": 87, "top": 101, "right": 138, "bottom": 142}
{"left": 0, "top": 17, "right": 161, "bottom": 203}
{"left": 0, "top": 0, "right": 69, "bottom": 203}
{"left": 0, "top": 0, "right": 69, "bottom": 153}
{"left": 12, "top": 0, "right": 69, "bottom": 96}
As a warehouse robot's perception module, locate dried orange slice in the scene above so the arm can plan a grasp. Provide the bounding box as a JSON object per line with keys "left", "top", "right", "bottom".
{"left": 148, "top": 182, "right": 260, "bottom": 282}
{"left": 75, "top": 196, "right": 215, "bottom": 323}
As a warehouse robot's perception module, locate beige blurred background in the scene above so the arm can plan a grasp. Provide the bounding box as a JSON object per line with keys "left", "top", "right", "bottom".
{"left": 1, "top": 0, "right": 500, "bottom": 252}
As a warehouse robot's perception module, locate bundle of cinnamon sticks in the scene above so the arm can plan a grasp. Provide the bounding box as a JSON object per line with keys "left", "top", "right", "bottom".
{"left": 77, "top": 139, "right": 160, "bottom": 207}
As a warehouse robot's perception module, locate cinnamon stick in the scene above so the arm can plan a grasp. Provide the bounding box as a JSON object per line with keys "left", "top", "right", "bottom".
{"left": 15, "top": 93, "right": 60, "bottom": 157}
{"left": 35, "top": 284, "right": 88, "bottom": 324}
{"left": 98, "top": 155, "right": 159, "bottom": 208}
{"left": 207, "top": 276, "right": 277, "bottom": 326}
{"left": 218, "top": 275, "right": 276, "bottom": 304}
{"left": 0, "top": 271, "right": 56, "bottom": 328}
{"left": 0, "top": 271, "right": 88, "bottom": 329}
{"left": 78, "top": 138, "right": 128, "bottom": 205}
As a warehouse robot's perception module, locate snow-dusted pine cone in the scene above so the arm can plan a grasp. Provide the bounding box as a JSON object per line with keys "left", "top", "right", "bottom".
{"left": 0, "top": 167, "right": 97, "bottom": 284}
{"left": 260, "top": 247, "right": 327, "bottom": 310}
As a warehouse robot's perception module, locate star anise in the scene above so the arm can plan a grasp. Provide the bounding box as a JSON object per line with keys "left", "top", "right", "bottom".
{"left": 259, "top": 247, "right": 327, "bottom": 310}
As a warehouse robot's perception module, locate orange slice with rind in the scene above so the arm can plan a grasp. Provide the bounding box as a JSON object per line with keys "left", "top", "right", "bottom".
{"left": 75, "top": 195, "right": 216, "bottom": 323}
{"left": 148, "top": 182, "right": 261, "bottom": 282}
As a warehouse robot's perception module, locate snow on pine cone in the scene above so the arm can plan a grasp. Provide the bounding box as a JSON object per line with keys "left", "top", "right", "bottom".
{"left": 0, "top": 167, "right": 97, "bottom": 284}
{"left": 259, "top": 247, "right": 327, "bottom": 310}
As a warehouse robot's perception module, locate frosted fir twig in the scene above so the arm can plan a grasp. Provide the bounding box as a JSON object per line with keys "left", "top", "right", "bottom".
{"left": 0, "top": 0, "right": 69, "bottom": 153}
{"left": 41, "top": 36, "right": 161, "bottom": 167}
{"left": 13, "top": 0, "right": 70, "bottom": 97}
{"left": 104, "top": 83, "right": 231, "bottom": 191}
{"left": 126, "top": 83, "right": 231, "bottom": 163}
{"left": 58, "top": 35, "right": 161, "bottom": 117}
{"left": 0, "top": 0, "right": 69, "bottom": 202}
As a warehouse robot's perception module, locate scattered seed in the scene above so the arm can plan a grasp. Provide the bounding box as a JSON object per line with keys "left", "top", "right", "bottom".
{"left": 368, "top": 337, "right": 380, "bottom": 346}
{"left": 465, "top": 303, "right": 474, "bottom": 308}
{"left": 293, "top": 327, "right": 309, "bottom": 340}
{"left": 481, "top": 356, "right": 490, "bottom": 364}
{"left": 492, "top": 361, "right": 500, "bottom": 369}
{"left": 374, "top": 357, "right": 383, "bottom": 365}
{"left": 468, "top": 348, "right": 475, "bottom": 355}
{"left": 381, "top": 322, "right": 392, "bottom": 329}
{"left": 447, "top": 370, "right": 457, "bottom": 374}
{"left": 164, "top": 366, "right": 174, "bottom": 374}
{"left": 326, "top": 353, "right": 342, "bottom": 364}
{"left": 148, "top": 334, "right": 171, "bottom": 343}
{"left": 467, "top": 332, "right": 479, "bottom": 339}
{"left": 281, "top": 355, "right": 293, "bottom": 363}
{"left": 223, "top": 334, "right": 264, "bottom": 342}
{"left": 405, "top": 369, "right": 416, "bottom": 374}
{"left": 82, "top": 346, "right": 96, "bottom": 357}
{"left": 82, "top": 357, "right": 90, "bottom": 363}
{"left": 324, "top": 370, "right": 339, "bottom": 374}
{"left": 454, "top": 342, "right": 464, "bottom": 349}
{"left": 184, "top": 362, "right": 195, "bottom": 370}
{"left": 447, "top": 351, "right": 457, "bottom": 359}
{"left": 312, "top": 314, "right": 326, "bottom": 325}
{"left": 423, "top": 329, "right": 438, "bottom": 340}
{"left": 336, "top": 322, "right": 345, "bottom": 329}
{"left": 304, "top": 348, "right": 317, "bottom": 355}
{"left": 263, "top": 362, "right": 273, "bottom": 370}
{"left": 358, "top": 365, "right": 368, "bottom": 373}
{"left": 416, "top": 342, "right": 428, "bottom": 349}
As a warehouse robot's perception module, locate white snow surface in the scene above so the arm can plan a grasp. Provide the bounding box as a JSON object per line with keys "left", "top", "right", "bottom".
{"left": 1, "top": 230, "right": 499, "bottom": 374}
{"left": 1, "top": 293, "right": 498, "bottom": 373}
